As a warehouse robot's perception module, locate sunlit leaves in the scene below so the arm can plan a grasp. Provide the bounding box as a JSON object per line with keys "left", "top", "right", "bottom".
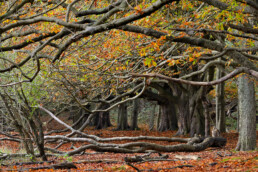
{"left": 246, "top": 39, "right": 255, "bottom": 47}
{"left": 181, "top": 0, "right": 194, "bottom": 10}
{"left": 144, "top": 57, "right": 157, "bottom": 67}
{"left": 167, "top": 59, "right": 180, "bottom": 66}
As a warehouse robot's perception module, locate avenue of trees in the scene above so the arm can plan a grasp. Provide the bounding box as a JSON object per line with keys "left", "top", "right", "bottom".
{"left": 0, "top": 0, "right": 257, "bottom": 161}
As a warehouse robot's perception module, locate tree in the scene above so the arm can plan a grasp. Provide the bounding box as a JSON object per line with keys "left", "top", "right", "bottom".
{"left": 130, "top": 98, "right": 140, "bottom": 130}
{"left": 215, "top": 63, "right": 226, "bottom": 133}
{"left": 235, "top": 74, "right": 256, "bottom": 151}
{"left": 0, "top": 77, "right": 48, "bottom": 161}
{"left": 116, "top": 102, "right": 130, "bottom": 130}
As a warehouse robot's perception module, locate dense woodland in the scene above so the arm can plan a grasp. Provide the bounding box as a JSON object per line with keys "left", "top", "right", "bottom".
{"left": 0, "top": 0, "right": 257, "bottom": 170}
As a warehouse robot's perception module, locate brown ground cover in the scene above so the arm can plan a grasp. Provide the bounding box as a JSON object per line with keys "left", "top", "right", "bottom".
{"left": 0, "top": 127, "right": 257, "bottom": 171}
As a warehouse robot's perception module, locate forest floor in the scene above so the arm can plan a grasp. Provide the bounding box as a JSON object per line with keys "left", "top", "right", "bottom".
{"left": 0, "top": 126, "right": 257, "bottom": 171}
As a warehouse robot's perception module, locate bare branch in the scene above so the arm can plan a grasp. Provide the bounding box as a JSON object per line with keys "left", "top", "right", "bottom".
{"left": 0, "top": 0, "right": 33, "bottom": 21}
{"left": 76, "top": 0, "right": 123, "bottom": 17}
{"left": 66, "top": 0, "right": 80, "bottom": 22}
{"left": 169, "top": 28, "right": 258, "bottom": 41}
{"left": 0, "top": 16, "right": 84, "bottom": 34}
{"left": 53, "top": 0, "right": 178, "bottom": 62}
{"left": 228, "top": 24, "right": 258, "bottom": 34}
{"left": 181, "top": 60, "right": 225, "bottom": 79}
{"left": 0, "top": 32, "right": 57, "bottom": 52}
{"left": 131, "top": 67, "right": 257, "bottom": 86}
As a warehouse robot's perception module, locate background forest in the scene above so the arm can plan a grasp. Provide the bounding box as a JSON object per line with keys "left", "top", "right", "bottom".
{"left": 0, "top": 0, "right": 257, "bottom": 171}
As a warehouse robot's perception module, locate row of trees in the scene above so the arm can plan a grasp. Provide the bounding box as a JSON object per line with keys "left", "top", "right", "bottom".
{"left": 0, "top": 0, "right": 257, "bottom": 161}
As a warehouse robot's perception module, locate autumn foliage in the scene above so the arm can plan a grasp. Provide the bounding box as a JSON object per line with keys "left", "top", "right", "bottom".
{"left": 0, "top": 0, "right": 257, "bottom": 171}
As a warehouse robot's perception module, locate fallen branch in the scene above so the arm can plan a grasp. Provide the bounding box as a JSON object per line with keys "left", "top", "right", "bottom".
{"left": 36, "top": 107, "right": 227, "bottom": 155}
{"left": 24, "top": 162, "right": 77, "bottom": 170}
{"left": 126, "top": 162, "right": 141, "bottom": 172}
{"left": 8, "top": 160, "right": 55, "bottom": 166}
{"left": 174, "top": 155, "right": 200, "bottom": 160}
{"left": 127, "top": 164, "right": 194, "bottom": 172}
{"left": 0, "top": 153, "right": 58, "bottom": 161}
{"left": 0, "top": 137, "right": 21, "bottom": 142}
{"left": 74, "top": 159, "right": 122, "bottom": 164}
{"left": 44, "top": 136, "right": 226, "bottom": 156}
{"left": 125, "top": 153, "right": 169, "bottom": 163}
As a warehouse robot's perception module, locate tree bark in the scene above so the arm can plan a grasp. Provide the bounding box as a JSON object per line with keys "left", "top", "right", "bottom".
{"left": 202, "top": 91, "right": 210, "bottom": 137}
{"left": 141, "top": 86, "right": 177, "bottom": 132}
{"left": 176, "top": 96, "right": 190, "bottom": 135}
{"left": 29, "top": 111, "right": 48, "bottom": 161}
{"left": 149, "top": 103, "right": 156, "bottom": 131}
{"left": 95, "top": 103, "right": 112, "bottom": 129}
{"left": 130, "top": 98, "right": 140, "bottom": 130}
{"left": 215, "top": 64, "right": 226, "bottom": 133}
{"left": 63, "top": 136, "right": 227, "bottom": 155}
{"left": 116, "top": 103, "right": 130, "bottom": 130}
{"left": 158, "top": 102, "right": 177, "bottom": 132}
{"left": 235, "top": 74, "right": 256, "bottom": 151}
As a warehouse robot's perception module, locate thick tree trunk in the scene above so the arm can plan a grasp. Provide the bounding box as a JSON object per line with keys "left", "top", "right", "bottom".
{"left": 156, "top": 106, "right": 161, "bottom": 130}
{"left": 235, "top": 74, "right": 256, "bottom": 151}
{"left": 149, "top": 103, "right": 156, "bottom": 131}
{"left": 95, "top": 103, "right": 112, "bottom": 129}
{"left": 116, "top": 103, "right": 130, "bottom": 130}
{"left": 130, "top": 98, "right": 140, "bottom": 130}
{"left": 195, "top": 102, "right": 205, "bottom": 136}
{"left": 158, "top": 102, "right": 177, "bottom": 132}
{"left": 202, "top": 96, "right": 210, "bottom": 137}
{"left": 141, "top": 85, "right": 177, "bottom": 132}
{"left": 215, "top": 65, "right": 226, "bottom": 132}
{"left": 189, "top": 86, "right": 210, "bottom": 137}
{"left": 158, "top": 103, "right": 169, "bottom": 132}
{"left": 176, "top": 97, "right": 189, "bottom": 135}
{"left": 95, "top": 111, "right": 112, "bottom": 129}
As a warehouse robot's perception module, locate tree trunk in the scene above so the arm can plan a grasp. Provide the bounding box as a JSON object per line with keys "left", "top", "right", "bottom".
{"left": 195, "top": 101, "right": 205, "bottom": 136}
{"left": 0, "top": 94, "right": 35, "bottom": 159}
{"left": 202, "top": 95, "right": 210, "bottom": 137}
{"left": 176, "top": 97, "right": 189, "bottom": 135}
{"left": 215, "top": 65, "right": 226, "bottom": 132}
{"left": 158, "top": 103, "right": 169, "bottom": 132}
{"left": 149, "top": 103, "right": 156, "bottom": 131}
{"left": 236, "top": 105, "right": 239, "bottom": 132}
{"left": 130, "top": 98, "right": 140, "bottom": 130}
{"left": 95, "top": 103, "right": 112, "bottom": 129}
{"left": 235, "top": 74, "right": 256, "bottom": 151}
{"left": 29, "top": 115, "right": 47, "bottom": 161}
{"left": 156, "top": 106, "right": 161, "bottom": 130}
{"left": 189, "top": 86, "right": 211, "bottom": 137}
{"left": 168, "top": 102, "right": 178, "bottom": 130}
{"left": 158, "top": 102, "right": 177, "bottom": 132}
{"left": 95, "top": 111, "right": 112, "bottom": 129}
{"left": 116, "top": 103, "right": 130, "bottom": 130}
